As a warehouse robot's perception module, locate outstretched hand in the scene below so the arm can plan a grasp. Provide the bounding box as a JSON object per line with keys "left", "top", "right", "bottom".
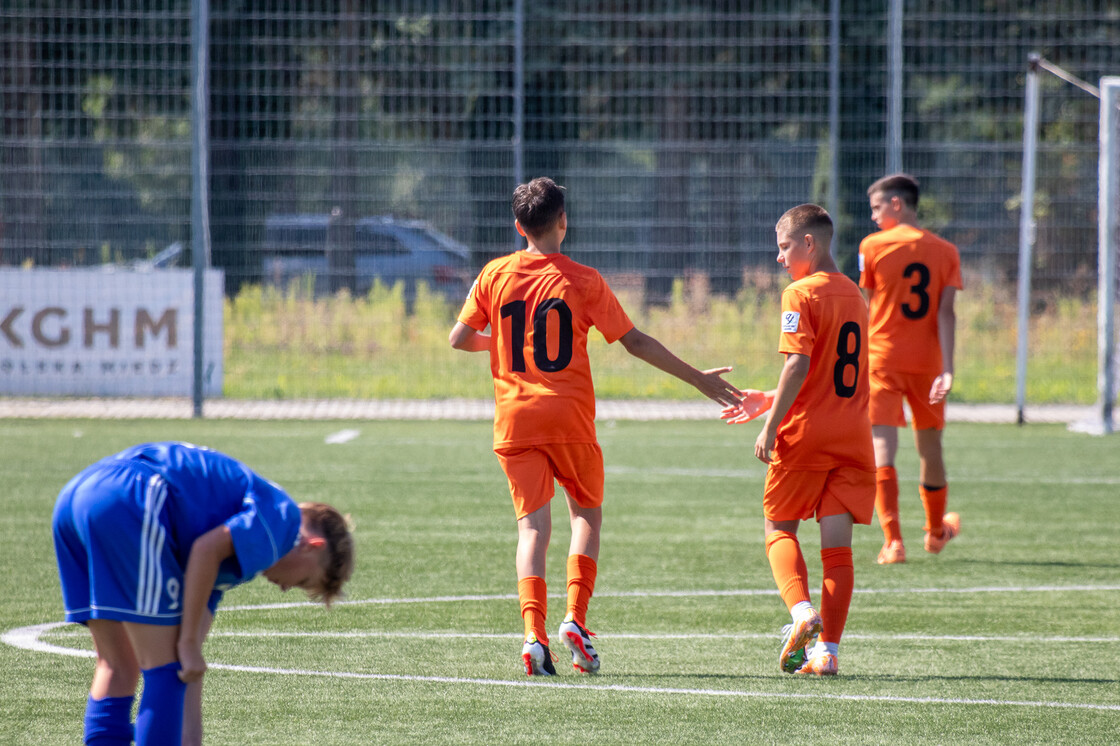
{"left": 695, "top": 367, "right": 743, "bottom": 408}
{"left": 720, "top": 389, "right": 775, "bottom": 424}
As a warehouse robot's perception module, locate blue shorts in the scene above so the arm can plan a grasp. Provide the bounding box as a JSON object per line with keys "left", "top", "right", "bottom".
{"left": 52, "top": 461, "right": 221, "bottom": 626}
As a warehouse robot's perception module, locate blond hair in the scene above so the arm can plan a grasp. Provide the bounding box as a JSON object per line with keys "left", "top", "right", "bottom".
{"left": 299, "top": 501, "right": 355, "bottom": 607}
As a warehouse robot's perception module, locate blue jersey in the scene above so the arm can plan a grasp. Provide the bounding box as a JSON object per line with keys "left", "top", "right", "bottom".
{"left": 52, "top": 442, "right": 301, "bottom": 625}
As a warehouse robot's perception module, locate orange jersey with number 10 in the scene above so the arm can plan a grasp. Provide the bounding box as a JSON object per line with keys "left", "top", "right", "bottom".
{"left": 859, "top": 224, "right": 963, "bottom": 373}
{"left": 772, "top": 272, "right": 875, "bottom": 472}
{"left": 458, "top": 251, "right": 635, "bottom": 449}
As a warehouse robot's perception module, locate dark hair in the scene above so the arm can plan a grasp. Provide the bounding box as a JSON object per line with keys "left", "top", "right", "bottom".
{"left": 776, "top": 203, "right": 834, "bottom": 243}
{"left": 299, "top": 501, "right": 355, "bottom": 607}
{"left": 512, "top": 177, "right": 565, "bottom": 236}
{"left": 868, "top": 173, "right": 920, "bottom": 209}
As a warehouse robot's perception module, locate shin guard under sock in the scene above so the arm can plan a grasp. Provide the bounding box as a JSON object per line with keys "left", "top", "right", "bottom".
{"left": 517, "top": 575, "right": 548, "bottom": 645}
{"left": 920, "top": 484, "right": 948, "bottom": 536}
{"left": 819, "top": 547, "right": 854, "bottom": 644}
{"left": 135, "top": 662, "right": 186, "bottom": 746}
{"left": 765, "top": 530, "right": 810, "bottom": 611}
{"left": 84, "top": 693, "right": 134, "bottom": 745}
{"left": 875, "top": 466, "right": 902, "bottom": 543}
{"left": 565, "top": 554, "right": 598, "bottom": 628}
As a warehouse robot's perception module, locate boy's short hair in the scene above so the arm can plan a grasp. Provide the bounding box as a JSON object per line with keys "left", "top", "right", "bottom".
{"left": 868, "top": 173, "right": 920, "bottom": 209}
{"left": 776, "top": 203, "right": 834, "bottom": 245}
{"left": 512, "top": 177, "right": 565, "bottom": 236}
{"left": 299, "top": 501, "right": 355, "bottom": 607}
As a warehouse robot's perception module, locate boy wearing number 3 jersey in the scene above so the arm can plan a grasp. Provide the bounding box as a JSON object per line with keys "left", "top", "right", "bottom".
{"left": 450, "top": 177, "right": 741, "bottom": 676}
{"left": 859, "top": 174, "right": 963, "bottom": 565}
{"left": 722, "top": 204, "right": 874, "bottom": 676}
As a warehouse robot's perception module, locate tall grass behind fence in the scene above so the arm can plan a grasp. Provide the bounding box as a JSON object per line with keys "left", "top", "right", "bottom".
{"left": 224, "top": 275, "right": 1097, "bottom": 404}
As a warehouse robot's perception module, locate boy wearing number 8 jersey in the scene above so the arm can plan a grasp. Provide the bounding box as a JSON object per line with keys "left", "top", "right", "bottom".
{"left": 450, "top": 177, "right": 741, "bottom": 676}
{"left": 859, "top": 174, "right": 963, "bottom": 565}
{"left": 722, "top": 204, "right": 875, "bottom": 676}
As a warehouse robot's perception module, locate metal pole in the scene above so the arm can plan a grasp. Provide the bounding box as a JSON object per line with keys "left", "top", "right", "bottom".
{"left": 1015, "top": 54, "right": 1042, "bottom": 425}
{"left": 190, "top": 0, "right": 211, "bottom": 418}
{"left": 1096, "top": 78, "right": 1120, "bottom": 434}
{"left": 886, "top": 0, "right": 903, "bottom": 173}
{"left": 827, "top": 0, "right": 840, "bottom": 217}
{"left": 512, "top": 0, "right": 525, "bottom": 251}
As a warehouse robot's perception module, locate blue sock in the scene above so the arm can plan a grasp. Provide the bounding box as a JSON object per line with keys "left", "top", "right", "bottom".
{"left": 135, "top": 661, "right": 186, "bottom": 746}
{"left": 84, "top": 693, "right": 134, "bottom": 745}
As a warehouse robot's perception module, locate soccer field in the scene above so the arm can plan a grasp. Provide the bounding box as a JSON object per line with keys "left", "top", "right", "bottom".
{"left": 1, "top": 418, "right": 1117, "bottom": 745}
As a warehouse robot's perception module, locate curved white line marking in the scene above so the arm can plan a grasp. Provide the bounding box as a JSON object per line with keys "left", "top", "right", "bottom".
{"left": 2, "top": 622, "right": 94, "bottom": 658}
{"left": 8, "top": 617, "right": 1118, "bottom": 712}
{"left": 7, "top": 625, "right": 1115, "bottom": 715}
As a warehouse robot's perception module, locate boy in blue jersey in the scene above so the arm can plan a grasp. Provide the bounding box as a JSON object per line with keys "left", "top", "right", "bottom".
{"left": 51, "top": 442, "right": 355, "bottom": 746}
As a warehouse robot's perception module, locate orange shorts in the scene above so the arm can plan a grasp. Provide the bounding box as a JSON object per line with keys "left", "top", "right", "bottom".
{"left": 494, "top": 442, "right": 605, "bottom": 520}
{"left": 762, "top": 464, "right": 875, "bottom": 524}
{"left": 869, "top": 368, "right": 945, "bottom": 430}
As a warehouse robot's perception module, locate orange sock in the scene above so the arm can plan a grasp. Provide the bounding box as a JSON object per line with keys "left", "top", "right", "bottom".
{"left": 819, "top": 547, "right": 854, "bottom": 644}
{"left": 920, "top": 484, "right": 948, "bottom": 536}
{"left": 517, "top": 576, "right": 548, "bottom": 645}
{"left": 765, "top": 531, "right": 810, "bottom": 611}
{"left": 875, "top": 466, "right": 902, "bottom": 544}
{"left": 565, "top": 554, "right": 597, "bottom": 628}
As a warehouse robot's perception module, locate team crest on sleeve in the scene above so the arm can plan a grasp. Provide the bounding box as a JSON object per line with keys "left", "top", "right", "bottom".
{"left": 781, "top": 311, "right": 800, "bottom": 333}
{"left": 858, "top": 253, "right": 865, "bottom": 273}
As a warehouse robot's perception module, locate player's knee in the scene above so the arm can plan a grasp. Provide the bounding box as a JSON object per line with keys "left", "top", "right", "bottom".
{"left": 94, "top": 656, "right": 140, "bottom": 692}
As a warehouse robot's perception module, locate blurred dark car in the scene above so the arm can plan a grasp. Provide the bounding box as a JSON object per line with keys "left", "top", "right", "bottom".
{"left": 261, "top": 214, "right": 472, "bottom": 308}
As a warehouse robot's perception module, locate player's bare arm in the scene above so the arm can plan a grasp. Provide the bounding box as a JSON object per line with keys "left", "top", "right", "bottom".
{"left": 618, "top": 327, "right": 742, "bottom": 407}
{"left": 449, "top": 321, "right": 491, "bottom": 352}
{"left": 929, "top": 286, "right": 957, "bottom": 404}
{"left": 176, "top": 525, "right": 233, "bottom": 683}
{"left": 754, "top": 352, "right": 810, "bottom": 463}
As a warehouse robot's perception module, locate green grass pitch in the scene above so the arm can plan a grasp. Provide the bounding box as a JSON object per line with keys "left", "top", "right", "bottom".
{"left": 1, "top": 418, "right": 1117, "bottom": 744}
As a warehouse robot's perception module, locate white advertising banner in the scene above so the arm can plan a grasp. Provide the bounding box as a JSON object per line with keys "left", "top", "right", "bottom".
{"left": 0, "top": 269, "right": 224, "bottom": 397}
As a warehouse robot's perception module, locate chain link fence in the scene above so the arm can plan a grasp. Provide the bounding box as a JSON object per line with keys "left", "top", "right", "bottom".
{"left": 2, "top": 1, "right": 1118, "bottom": 405}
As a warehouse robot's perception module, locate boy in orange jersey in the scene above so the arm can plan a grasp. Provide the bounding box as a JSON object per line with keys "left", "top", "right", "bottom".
{"left": 859, "top": 174, "right": 963, "bottom": 565}
{"left": 722, "top": 204, "right": 875, "bottom": 676}
{"left": 450, "top": 177, "right": 742, "bottom": 676}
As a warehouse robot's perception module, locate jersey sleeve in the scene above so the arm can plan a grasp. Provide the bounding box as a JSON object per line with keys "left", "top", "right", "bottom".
{"left": 587, "top": 273, "right": 634, "bottom": 343}
{"left": 858, "top": 237, "right": 876, "bottom": 291}
{"left": 777, "top": 286, "right": 815, "bottom": 357}
{"left": 219, "top": 474, "right": 302, "bottom": 586}
{"left": 945, "top": 244, "right": 963, "bottom": 290}
{"left": 456, "top": 270, "right": 491, "bottom": 331}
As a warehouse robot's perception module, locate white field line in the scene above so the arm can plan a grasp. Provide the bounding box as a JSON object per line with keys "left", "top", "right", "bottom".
{"left": 219, "top": 583, "right": 1120, "bottom": 612}
{"left": 5, "top": 623, "right": 1118, "bottom": 714}
{"left": 324, "top": 428, "right": 361, "bottom": 444}
{"left": 48, "top": 629, "right": 1120, "bottom": 644}
{"left": 604, "top": 465, "right": 1120, "bottom": 485}
{"left": 205, "top": 663, "right": 1120, "bottom": 713}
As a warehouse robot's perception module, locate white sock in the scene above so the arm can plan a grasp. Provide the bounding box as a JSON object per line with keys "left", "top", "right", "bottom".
{"left": 809, "top": 640, "right": 838, "bottom": 658}
{"left": 791, "top": 601, "right": 815, "bottom": 622}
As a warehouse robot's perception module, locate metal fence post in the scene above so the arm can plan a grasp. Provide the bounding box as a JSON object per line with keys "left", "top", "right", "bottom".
{"left": 1015, "top": 54, "right": 1041, "bottom": 425}
{"left": 191, "top": 0, "right": 212, "bottom": 418}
